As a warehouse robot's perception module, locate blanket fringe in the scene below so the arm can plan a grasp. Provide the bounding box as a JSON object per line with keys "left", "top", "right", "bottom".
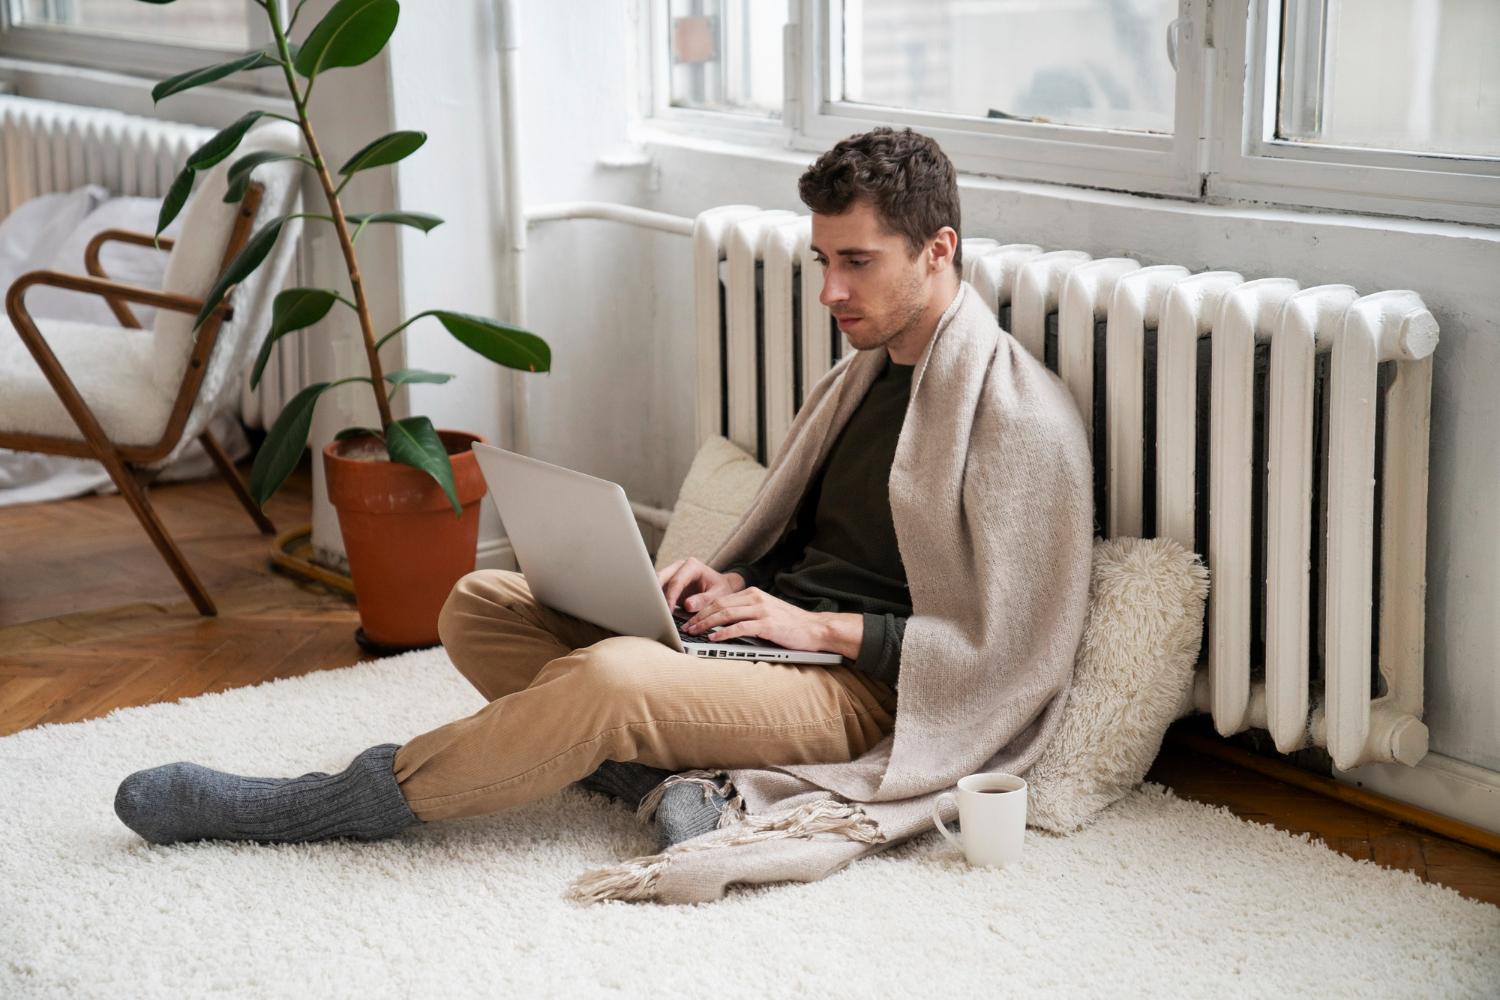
{"left": 569, "top": 851, "right": 673, "bottom": 903}
{"left": 570, "top": 797, "right": 884, "bottom": 903}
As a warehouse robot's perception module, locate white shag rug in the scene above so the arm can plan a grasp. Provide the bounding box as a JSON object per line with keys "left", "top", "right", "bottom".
{"left": 2, "top": 651, "right": 1497, "bottom": 1000}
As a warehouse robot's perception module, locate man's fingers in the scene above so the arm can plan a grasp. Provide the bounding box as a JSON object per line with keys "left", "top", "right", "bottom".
{"left": 706, "top": 619, "right": 762, "bottom": 642}
{"left": 684, "top": 589, "right": 764, "bottom": 631}
{"left": 656, "top": 560, "right": 685, "bottom": 588}
{"left": 687, "top": 605, "right": 761, "bottom": 634}
{"left": 663, "top": 564, "right": 702, "bottom": 611}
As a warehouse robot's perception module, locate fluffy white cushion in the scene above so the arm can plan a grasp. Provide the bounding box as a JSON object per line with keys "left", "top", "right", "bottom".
{"left": 153, "top": 121, "right": 305, "bottom": 427}
{"left": 653, "top": 435, "right": 767, "bottom": 569}
{"left": 0, "top": 315, "right": 173, "bottom": 445}
{"left": 1026, "top": 536, "right": 1209, "bottom": 832}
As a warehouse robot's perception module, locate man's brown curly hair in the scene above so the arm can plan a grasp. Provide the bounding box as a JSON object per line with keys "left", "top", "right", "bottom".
{"left": 798, "top": 127, "right": 962, "bottom": 271}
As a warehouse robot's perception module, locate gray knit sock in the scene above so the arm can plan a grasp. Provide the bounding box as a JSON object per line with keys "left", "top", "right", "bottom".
{"left": 654, "top": 777, "right": 730, "bottom": 850}
{"left": 114, "top": 744, "right": 420, "bottom": 845}
{"left": 576, "top": 760, "right": 674, "bottom": 808}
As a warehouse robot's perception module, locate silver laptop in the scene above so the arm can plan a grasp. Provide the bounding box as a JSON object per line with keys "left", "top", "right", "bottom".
{"left": 473, "top": 444, "right": 843, "bottom": 665}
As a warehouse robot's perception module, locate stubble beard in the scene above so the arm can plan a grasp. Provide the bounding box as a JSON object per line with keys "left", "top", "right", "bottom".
{"left": 843, "top": 263, "right": 928, "bottom": 354}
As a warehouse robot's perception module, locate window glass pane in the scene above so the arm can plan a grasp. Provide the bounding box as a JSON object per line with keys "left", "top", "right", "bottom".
{"left": 841, "top": 0, "right": 1180, "bottom": 134}
{"left": 1279, "top": 0, "right": 1500, "bottom": 157}
{"left": 16, "top": 0, "right": 251, "bottom": 49}
{"left": 669, "top": 0, "right": 786, "bottom": 117}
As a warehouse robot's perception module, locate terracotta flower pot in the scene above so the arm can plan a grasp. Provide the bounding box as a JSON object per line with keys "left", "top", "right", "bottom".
{"left": 323, "top": 429, "right": 488, "bottom": 649}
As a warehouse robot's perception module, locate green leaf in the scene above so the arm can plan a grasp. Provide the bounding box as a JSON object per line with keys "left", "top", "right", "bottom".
{"left": 294, "top": 0, "right": 400, "bottom": 80}
{"left": 157, "top": 166, "right": 195, "bottom": 238}
{"left": 334, "top": 426, "right": 382, "bottom": 442}
{"left": 248, "top": 381, "right": 331, "bottom": 508}
{"left": 195, "top": 215, "right": 289, "bottom": 330}
{"left": 434, "top": 311, "right": 551, "bottom": 372}
{"left": 186, "top": 110, "right": 267, "bottom": 171}
{"left": 251, "top": 288, "right": 339, "bottom": 389}
{"left": 152, "top": 49, "right": 276, "bottom": 103}
{"left": 225, "top": 150, "right": 304, "bottom": 204}
{"left": 384, "top": 416, "right": 461, "bottom": 516}
{"left": 346, "top": 211, "right": 443, "bottom": 233}
{"left": 339, "top": 130, "right": 426, "bottom": 176}
{"left": 383, "top": 367, "right": 454, "bottom": 387}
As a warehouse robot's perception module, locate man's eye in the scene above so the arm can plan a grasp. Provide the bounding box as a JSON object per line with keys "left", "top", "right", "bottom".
{"left": 849, "top": 258, "right": 869, "bottom": 268}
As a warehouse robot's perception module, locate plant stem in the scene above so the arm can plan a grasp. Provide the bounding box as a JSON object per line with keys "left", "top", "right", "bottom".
{"left": 266, "top": 3, "right": 393, "bottom": 430}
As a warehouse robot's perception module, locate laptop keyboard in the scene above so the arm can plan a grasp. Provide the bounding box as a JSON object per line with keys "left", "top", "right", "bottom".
{"left": 673, "top": 610, "right": 761, "bottom": 647}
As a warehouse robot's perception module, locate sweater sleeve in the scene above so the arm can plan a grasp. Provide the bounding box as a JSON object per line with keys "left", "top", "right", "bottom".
{"left": 854, "top": 613, "right": 905, "bottom": 687}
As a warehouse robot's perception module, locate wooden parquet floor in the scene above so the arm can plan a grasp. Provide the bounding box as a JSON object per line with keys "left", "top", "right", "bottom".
{"left": 0, "top": 462, "right": 368, "bottom": 736}
{"left": 1, "top": 461, "right": 1497, "bottom": 909}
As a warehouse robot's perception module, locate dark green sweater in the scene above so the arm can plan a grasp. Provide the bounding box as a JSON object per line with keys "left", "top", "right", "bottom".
{"left": 729, "top": 358, "right": 913, "bottom": 686}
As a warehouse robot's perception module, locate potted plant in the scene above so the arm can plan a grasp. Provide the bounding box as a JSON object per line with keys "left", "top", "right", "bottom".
{"left": 140, "top": 0, "right": 549, "bottom": 650}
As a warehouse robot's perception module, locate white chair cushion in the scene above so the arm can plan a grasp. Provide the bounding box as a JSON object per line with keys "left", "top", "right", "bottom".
{"left": 152, "top": 121, "right": 305, "bottom": 433}
{"left": 0, "top": 314, "right": 173, "bottom": 446}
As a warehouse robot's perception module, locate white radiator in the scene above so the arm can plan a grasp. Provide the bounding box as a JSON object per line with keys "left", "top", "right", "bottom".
{"left": 0, "top": 95, "right": 307, "bottom": 429}
{"left": 693, "top": 210, "right": 1438, "bottom": 771}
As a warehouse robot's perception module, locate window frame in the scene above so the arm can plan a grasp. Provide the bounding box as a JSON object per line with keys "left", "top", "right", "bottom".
{"left": 644, "top": 0, "right": 1500, "bottom": 226}
{"left": 797, "top": 0, "right": 1208, "bottom": 199}
{"left": 1208, "top": 0, "right": 1500, "bottom": 226}
{"left": 0, "top": 0, "right": 283, "bottom": 95}
{"left": 644, "top": 0, "right": 794, "bottom": 145}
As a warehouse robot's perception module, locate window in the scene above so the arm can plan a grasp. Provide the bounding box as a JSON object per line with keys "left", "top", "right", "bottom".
{"left": 668, "top": 0, "right": 788, "bottom": 117}
{"left": 0, "top": 0, "right": 274, "bottom": 86}
{"left": 644, "top": 0, "right": 1500, "bottom": 221}
{"left": 1212, "top": 0, "right": 1500, "bottom": 225}
{"left": 12, "top": 0, "right": 252, "bottom": 50}
{"left": 841, "top": 0, "right": 1181, "bottom": 135}
{"left": 1278, "top": 0, "right": 1500, "bottom": 158}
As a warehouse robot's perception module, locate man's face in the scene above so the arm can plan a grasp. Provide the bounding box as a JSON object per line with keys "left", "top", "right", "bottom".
{"left": 810, "top": 201, "right": 932, "bottom": 353}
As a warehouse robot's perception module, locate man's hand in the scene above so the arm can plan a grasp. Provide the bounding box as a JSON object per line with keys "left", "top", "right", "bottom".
{"left": 682, "top": 587, "right": 864, "bottom": 660}
{"left": 657, "top": 557, "right": 747, "bottom": 615}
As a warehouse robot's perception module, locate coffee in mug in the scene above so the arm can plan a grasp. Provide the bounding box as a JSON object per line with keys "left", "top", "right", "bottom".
{"left": 931, "top": 772, "right": 1027, "bottom": 868}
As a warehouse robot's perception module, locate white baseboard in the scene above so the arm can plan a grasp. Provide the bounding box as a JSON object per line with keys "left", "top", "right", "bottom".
{"left": 475, "top": 536, "right": 517, "bottom": 572}
{"left": 1335, "top": 753, "right": 1500, "bottom": 836}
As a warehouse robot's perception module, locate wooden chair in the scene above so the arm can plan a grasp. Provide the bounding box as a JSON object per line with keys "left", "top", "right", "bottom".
{"left": 0, "top": 122, "right": 307, "bottom": 616}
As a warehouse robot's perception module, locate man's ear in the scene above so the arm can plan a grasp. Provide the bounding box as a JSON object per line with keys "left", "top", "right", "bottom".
{"left": 928, "top": 226, "right": 959, "bottom": 273}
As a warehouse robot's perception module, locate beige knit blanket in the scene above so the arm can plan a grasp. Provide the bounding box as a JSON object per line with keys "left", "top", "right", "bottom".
{"left": 574, "top": 283, "right": 1095, "bottom": 904}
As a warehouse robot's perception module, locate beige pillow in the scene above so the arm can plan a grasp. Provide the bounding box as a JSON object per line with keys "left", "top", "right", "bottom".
{"left": 1027, "top": 535, "right": 1209, "bottom": 833}
{"left": 654, "top": 436, "right": 767, "bottom": 570}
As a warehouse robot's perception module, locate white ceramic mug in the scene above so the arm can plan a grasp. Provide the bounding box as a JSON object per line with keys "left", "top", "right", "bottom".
{"left": 931, "top": 772, "right": 1027, "bottom": 868}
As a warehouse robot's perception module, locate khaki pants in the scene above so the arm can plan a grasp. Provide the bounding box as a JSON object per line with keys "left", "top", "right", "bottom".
{"left": 392, "top": 571, "right": 898, "bottom": 822}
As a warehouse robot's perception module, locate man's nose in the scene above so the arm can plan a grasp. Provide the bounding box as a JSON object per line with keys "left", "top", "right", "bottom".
{"left": 819, "top": 268, "right": 847, "bottom": 309}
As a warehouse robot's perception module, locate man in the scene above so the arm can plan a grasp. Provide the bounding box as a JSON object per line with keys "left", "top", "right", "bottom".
{"left": 114, "top": 128, "right": 1092, "bottom": 869}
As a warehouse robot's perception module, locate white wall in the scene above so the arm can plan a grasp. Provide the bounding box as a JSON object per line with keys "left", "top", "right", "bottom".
{"left": 514, "top": 0, "right": 698, "bottom": 509}
{"left": 382, "top": 0, "right": 513, "bottom": 559}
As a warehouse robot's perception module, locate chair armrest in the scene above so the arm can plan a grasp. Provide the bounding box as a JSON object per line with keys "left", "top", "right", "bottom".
{"left": 83, "top": 229, "right": 176, "bottom": 329}
{"left": 6, "top": 269, "right": 223, "bottom": 322}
